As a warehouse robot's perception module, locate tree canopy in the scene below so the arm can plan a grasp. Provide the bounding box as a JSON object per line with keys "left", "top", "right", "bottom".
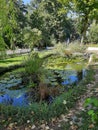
{"left": 0, "top": 0, "right": 98, "bottom": 50}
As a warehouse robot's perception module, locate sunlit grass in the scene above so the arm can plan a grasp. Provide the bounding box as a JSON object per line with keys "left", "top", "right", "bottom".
{"left": 0, "top": 50, "right": 54, "bottom": 67}
{"left": 86, "top": 44, "right": 98, "bottom": 47}
{"left": 38, "top": 50, "right": 54, "bottom": 58}
{"left": 0, "top": 55, "right": 27, "bottom": 67}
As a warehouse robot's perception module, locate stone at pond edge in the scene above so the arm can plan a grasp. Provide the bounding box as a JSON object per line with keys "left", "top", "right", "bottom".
{"left": 31, "top": 125, "right": 36, "bottom": 129}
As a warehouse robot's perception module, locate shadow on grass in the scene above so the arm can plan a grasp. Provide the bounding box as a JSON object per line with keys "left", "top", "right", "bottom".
{"left": 0, "top": 64, "right": 24, "bottom": 76}
{"left": 0, "top": 59, "right": 22, "bottom": 64}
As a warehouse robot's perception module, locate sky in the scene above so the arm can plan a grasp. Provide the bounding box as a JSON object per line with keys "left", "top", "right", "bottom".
{"left": 23, "top": 0, "right": 31, "bottom": 4}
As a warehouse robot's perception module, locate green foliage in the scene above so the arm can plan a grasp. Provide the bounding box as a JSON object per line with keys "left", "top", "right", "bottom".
{"left": 24, "top": 28, "right": 42, "bottom": 49}
{"left": 0, "top": 35, "right": 7, "bottom": 51}
{"left": 87, "top": 22, "right": 98, "bottom": 43}
{"left": 0, "top": 82, "right": 88, "bottom": 126}
{"left": 0, "top": 0, "right": 27, "bottom": 49}
{"left": 54, "top": 42, "right": 67, "bottom": 56}
{"left": 1, "top": 0, "right": 98, "bottom": 50}
{"left": 28, "top": 0, "right": 73, "bottom": 47}
{"left": 68, "top": 42, "right": 87, "bottom": 53}
{"left": 24, "top": 52, "right": 43, "bottom": 75}
{"left": 0, "top": 61, "right": 94, "bottom": 129}
{"left": 0, "top": 55, "right": 25, "bottom": 67}
{"left": 0, "top": 51, "right": 6, "bottom": 60}
{"left": 84, "top": 98, "right": 98, "bottom": 124}
{"left": 71, "top": 0, "right": 98, "bottom": 44}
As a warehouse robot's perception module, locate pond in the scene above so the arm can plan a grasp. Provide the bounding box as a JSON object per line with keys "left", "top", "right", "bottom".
{"left": 0, "top": 75, "right": 29, "bottom": 106}
{"left": 0, "top": 62, "right": 87, "bottom": 107}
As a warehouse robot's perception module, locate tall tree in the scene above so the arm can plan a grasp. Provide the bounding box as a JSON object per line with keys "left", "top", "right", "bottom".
{"left": 72, "top": 0, "right": 98, "bottom": 44}
{"left": 0, "top": 0, "right": 28, "bottom": 49}
{"left": 0, "top": 0, "right": 9, "bottom": 50}
{"left": 58, "top": 0, "right": 98, "bottom": 44}
{"left": 28, "top": 0, "right": 73, "bottom": 48}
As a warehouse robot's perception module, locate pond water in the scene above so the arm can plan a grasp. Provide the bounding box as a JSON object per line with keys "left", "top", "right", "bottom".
{"left": 0, "top": 62, "right": 87, "bottom": 107}
{"left": 0, "top": 75, "right": 29, "bottom": 106}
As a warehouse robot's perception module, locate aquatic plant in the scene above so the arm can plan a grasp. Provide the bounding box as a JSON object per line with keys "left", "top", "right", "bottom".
{"left": 24, "top": 52, "right": 43, "bottom": 75}
{"left": 23, "top": 52, "right": 44, "bottom": 86}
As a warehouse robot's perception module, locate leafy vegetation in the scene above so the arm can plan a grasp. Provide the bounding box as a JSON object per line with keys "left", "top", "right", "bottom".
{"left": 24, "top": 52, "right": 43, "bottom": 75}
{"left": 0, "top": 0, "right": 98, "bottom": 50}
{"left": 0, "top": 0, "right": 98, "bottom": 129}
{"left": 0, "top": 69, "right": 94, "bottom": 129}
{"left": 0, "top": 55, "right": 26, "bottom": 67}
{"left": 85, "top": 98, "right": 98, "bottom": 124}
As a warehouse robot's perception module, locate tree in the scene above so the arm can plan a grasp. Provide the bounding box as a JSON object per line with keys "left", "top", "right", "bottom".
{"left": 27, "top": 0, "right": 74, "bottom": 48}
{"left": 87, "top": 21, "right": 98, "bottom": 43}
{"left": 24, "top": 27, "right": 42, "bottom": 49}
{"left": 0, "top": 0, "right": 28, "bottom": 49}
{"left": 0, "top": 0, "right": 9, "bottom": 50}
{"left": 72, "top": 0, "right": 98, "bottom": 44}
{"left": 58, "top": 0, "right": 98, "bottom": 44}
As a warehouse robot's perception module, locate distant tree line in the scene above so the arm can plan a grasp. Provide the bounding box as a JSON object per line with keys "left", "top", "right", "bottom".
{"left": 0, "top": 0, "right": 98, "bottom": 50}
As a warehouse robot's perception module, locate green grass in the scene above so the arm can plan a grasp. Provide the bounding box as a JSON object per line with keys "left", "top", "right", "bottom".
{"left": 0, "top": 55, "right": 27, "bottom": 67}
{"left": 38, "top": 50, "right": 54, "bottom": 58}
{"left": 0, "top": 50, "right": 54, "bottom": 67}
{"left": 87, "top": 44, "right": 98, "bottom": 47}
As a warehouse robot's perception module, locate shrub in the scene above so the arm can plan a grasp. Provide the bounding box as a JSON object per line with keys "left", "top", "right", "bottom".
{"left": 87, "top": 22, "right": 98, "bottom": 44}
{"left": 54, "top": 42, "right": 72, "bottom": 57}
{"left": 84, "top": 98, "right": 98, "bottom": 125}
{"left": 68, "top": 41, "right": 87, "bottom": 53}
{"left": 24, "top": 52, "right": 43, "bottom": 75}
{"left": 24, "top": 28, "right": 42, "bottom": 49}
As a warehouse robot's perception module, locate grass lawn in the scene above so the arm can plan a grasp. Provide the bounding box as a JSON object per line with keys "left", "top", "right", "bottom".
{"left": 0, "top": 55, "right": 27, "bottom": 67}
{"left": 38, "top": 49, "right": 54, "bottom": 58}
{"left": 0, "top": 50, "right": 54, "bottom": 68}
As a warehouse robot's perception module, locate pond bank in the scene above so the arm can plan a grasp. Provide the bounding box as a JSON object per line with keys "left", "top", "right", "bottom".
{"left": 0, "top": 68, "right": 95, "bottom": 130}
{"left": 0, "top": 64, "right": 24, "bottom": 76}
{"left": 6, "top": 69, "right": 97, "bottom": 130}
{"left": 36, "top": 68, "right": 97, "bottom": 130}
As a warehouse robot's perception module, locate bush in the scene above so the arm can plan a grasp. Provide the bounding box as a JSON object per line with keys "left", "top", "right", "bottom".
{"left": 24, "top": 28, "right": 42, "bottom": 49}
{"left": 68, "top": 41, "right": 87, "bottom": 53}
{"left": 84, "top": 98, "right": 98, "bottom": 124}
{"left": 24, "top": 52, "right": 43, "bottom": 75}
{"left": 54, "top": 42, "right": 72, "bottom": 57}
{"left": 87, "top": 22, "right": 98, "bottom": 44}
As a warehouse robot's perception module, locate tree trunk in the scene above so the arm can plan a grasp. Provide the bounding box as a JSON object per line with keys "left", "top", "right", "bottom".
{"left": 80, "top": 15, "right": 89, "bottom": 45}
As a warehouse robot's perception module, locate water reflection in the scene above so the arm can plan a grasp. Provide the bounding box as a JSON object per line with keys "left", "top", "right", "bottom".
{"left": 0, "top": 93, "right": 29, "bottom": 107}
{"left": 0, "top": 69, "right": 87, "bottom": 106}
{"left": 62, "top": 75, "right": 78, "bottom": 85}
{"left": 62, "top": 69, "right": 86, "bottom": 85}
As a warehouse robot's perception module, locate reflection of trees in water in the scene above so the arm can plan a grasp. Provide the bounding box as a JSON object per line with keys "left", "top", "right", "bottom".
{"left": 77, "top": 71, "right": 83, "bottom": 81}
{"left": 0, "top": 93, "right": 29, "bottom": 106}
{"left": 1, "top": 95, "right": 13, "bottom": 105}
{"left": 77, "top": 69, "right": 86, "bottom": 81}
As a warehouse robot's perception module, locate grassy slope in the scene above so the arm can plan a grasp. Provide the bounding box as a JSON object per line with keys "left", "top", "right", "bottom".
{"left": 0, "top": 55, "right": 26, "bottom": 67}
{"left": 0, "top": 50, "right": 53, "bottom": 67}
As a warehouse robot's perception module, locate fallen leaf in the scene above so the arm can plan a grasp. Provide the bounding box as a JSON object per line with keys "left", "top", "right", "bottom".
{"left": 89, "top": 124, "right": 94, "bottom": 129}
